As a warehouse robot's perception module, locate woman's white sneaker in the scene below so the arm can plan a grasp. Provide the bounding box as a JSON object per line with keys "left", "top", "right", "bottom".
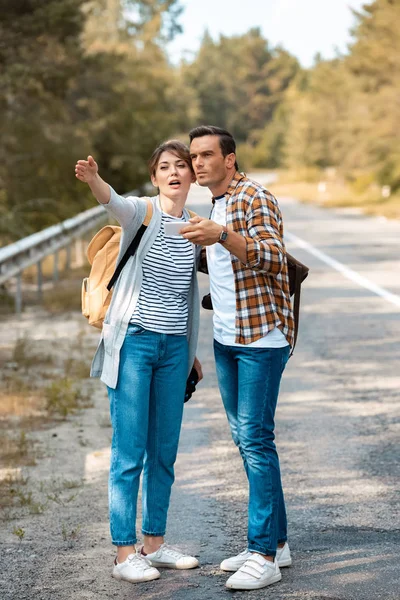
{"left": 225, "top": 554, "right": 281, "bottom": 590}
{"left": 145, "top": 543, "right": 199, "bottom": 569}
{"left": 112, "top": 552, "right": 160, "bottom": 583}
{"left": 220, "top": 549, "right": 252, "bottom": 572}
{"left": 276, "top": 542, "right": 292, "bottom": 567}
{"left": 220, "top": 542, "right": 292, "bottom": 571}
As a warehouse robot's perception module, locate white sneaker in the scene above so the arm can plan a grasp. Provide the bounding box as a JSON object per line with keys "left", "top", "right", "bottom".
{"left": 112, "top": 552, "right": 160, "bottom": 583}
{"left": 220, "top": 549, "right": 252, "bottom": 572}
{"left": 225, "top": 554, "right": 281, "bottom": 590}
{"left": 220, "top": 542, "right": 292, "bottom": 571}
{"left": 276, "top": 542, "right": 292, "bottom": 567}
{"left": 145, "top": 543, "right": 199, "bottom": 569}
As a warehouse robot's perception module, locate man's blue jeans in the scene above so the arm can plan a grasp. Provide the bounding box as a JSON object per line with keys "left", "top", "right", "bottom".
{"left": 107, "top": 324, "right": 188, "bottom": 546}
{"left": 214, "top": 339, "right": 290, "bottom": 557}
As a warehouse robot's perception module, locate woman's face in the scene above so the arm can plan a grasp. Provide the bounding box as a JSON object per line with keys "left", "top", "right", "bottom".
{"left": 151, "top": 151, "right": 194, "bottom": 202}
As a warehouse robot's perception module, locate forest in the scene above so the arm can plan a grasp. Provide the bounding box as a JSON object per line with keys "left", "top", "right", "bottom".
{"left": 1, "top": 0, "right": 399, "bottom": 243}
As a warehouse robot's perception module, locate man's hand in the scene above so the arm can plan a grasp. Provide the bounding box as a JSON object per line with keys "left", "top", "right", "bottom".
{"left": 181, "top": 216, "right": 222, "bottom": 246}
{"left": 75, "top": 155, "right": 98, "bottom": 184}
{"left": 183, "top": 215, "right": 248, "bottom": 263}
{"left": 193, "top": 356, "right": 203, "bottom": 382}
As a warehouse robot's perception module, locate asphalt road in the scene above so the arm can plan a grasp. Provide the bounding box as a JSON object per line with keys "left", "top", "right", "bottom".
{"left": 1, "top": 178, "right": 399, "bottom": 599}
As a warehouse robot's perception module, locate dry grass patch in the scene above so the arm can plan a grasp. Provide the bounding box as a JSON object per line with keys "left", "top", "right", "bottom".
{"left": 11, "top": 336, "right": 53, "bottom": 371}
{"left": 0, "top": 431, "right": 38, "bottom": 468}
{"left": 0, "top": 470, "right": 45, "bottom": 519}
{"left": 270, "top": 171, "right": 400, "bottom": 220}
{"left": 45, "top": 377, "right": 93, "bottom": 418}
{"left": 0, "top": 471, "right": 28, "bottom": 512}
{"left": 0, "top": 326, "right": 95, "bottom": 520}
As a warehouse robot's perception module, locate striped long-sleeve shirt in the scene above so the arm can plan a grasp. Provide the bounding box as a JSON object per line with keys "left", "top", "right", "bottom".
{"left": 131, "top": 212, "right": 194, "bottom": 334}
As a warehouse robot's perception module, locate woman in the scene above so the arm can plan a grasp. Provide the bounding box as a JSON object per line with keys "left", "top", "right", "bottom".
{"left": 75, "top": 140, "right": 202, "bottom": 584}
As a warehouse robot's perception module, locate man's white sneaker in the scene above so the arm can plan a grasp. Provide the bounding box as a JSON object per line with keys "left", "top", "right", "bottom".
{"left": 220, "top": 542, "right": 292, "bottom": 571}
{"left": 112, "top": 552, "right": 160, "bottom": 583}
{"left": 225, "top": 554, "right": 281, "bottom": 590}
{"left": 145, "top": 543, "right": 199, "bottom": 570}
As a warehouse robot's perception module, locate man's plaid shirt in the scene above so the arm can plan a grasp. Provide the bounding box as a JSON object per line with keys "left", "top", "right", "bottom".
{"left": 201, "top": 172, "right": 295, "bottom": 347}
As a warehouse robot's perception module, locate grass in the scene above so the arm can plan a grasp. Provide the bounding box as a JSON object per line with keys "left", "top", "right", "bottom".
{"left": 0, "top": 326, "right": 95, "bottom": 521}
{"left": 61, "top": 522, "right": 81, "bottom": 546}
{"left": 44, "top": 378, "right": 93, "bottom": 418}
{"left": 0, "top": 471, "right": 46, "bottom": 518}
{"left": 44, "top": 476, "right": 83, "bottom": 506}
{"left": 1, "top": 431, "right": 38, "bottom": 467}
{"left": 63, "top": 356, "right": 91, "bottom": 380}
{"left": 12, "top": 526, "right": 25, "bottom": 543}
{"left": 0, "top": 472, "right": 84, "bottom": 520}
{"left": 46, "top": 490, "right": 78, "bottom": 506}
{"left": 11, "top": 335, "right": 53, "bottom": 371}
{"left": 0, "top": 472, "right": 28, "bottom": 512}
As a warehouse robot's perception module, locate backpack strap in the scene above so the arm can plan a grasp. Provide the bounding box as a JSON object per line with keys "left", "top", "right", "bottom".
{"left": 107, "top": 198, "right": 153, "bottom": 291}
{"left": 142, "top": 197, "right": 153, "bottom": 226}
{"left": 290, "top": 263, "right": 303, "bottom": 357}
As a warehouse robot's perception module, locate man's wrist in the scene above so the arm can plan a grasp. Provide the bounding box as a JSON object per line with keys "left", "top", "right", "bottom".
{"left": 218, "top": 225, "right": 228, "bottom": 244}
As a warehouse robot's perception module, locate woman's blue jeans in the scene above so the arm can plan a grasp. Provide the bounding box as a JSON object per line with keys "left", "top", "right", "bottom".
{"left": 107, "top": 324, "right": 188, "bottom": 546}
{"left": 214, "top": 339, "right": 290, "bottom": 557}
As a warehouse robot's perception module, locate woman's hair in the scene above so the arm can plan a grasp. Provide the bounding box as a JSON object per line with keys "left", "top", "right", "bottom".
{"left": 148, "top": 140, "right": 194, "bottom": 177}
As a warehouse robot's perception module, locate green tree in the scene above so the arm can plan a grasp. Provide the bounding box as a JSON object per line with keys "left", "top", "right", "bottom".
{"left": 181, "top": 29, "right": 298, "bottom": 144}
{"left": 0, "top": 0, "right": 183, "bottom": 243}
{"left": 347, "top": 0, "right": 400, "bottom": 188}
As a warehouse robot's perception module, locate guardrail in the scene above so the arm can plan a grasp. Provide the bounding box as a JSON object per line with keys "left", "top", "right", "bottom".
{"left": 0, "top": 184, "right": 150, "bottom": 313}
{"left": 0, "top": 204, "right": 110, "bottom": 313}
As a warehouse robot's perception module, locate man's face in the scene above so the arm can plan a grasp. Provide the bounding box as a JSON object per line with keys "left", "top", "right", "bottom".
{"left": 190, "top": 135, "right": 231, "bottom": 188}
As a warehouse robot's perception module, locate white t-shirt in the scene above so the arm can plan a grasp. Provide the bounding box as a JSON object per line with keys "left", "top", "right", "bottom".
{"left": 206, "top": 196, "right": 289, "bottom": 348}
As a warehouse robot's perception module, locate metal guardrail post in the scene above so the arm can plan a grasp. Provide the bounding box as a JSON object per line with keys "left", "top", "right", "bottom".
{"left": 15, "top": 274, "right": 22, "bottom": 314}
{"left": 75, "top": 238, "right": 84, "bottom": 268}
{"left": 66, "top": 245, "right": 72, "bottom": 271}
{"left": 53, "top": 250, "right": 59, "bottom": 282}
{"left": 37, "top": 260, "right": 42, "bottom": 301}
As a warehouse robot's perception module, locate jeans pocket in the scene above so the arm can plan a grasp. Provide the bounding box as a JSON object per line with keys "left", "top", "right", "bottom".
{"left": 126, "top": 323, "right": 146, "bottom": 336}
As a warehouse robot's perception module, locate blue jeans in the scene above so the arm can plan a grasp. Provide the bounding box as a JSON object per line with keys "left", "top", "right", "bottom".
{"left": 214, "top": 339, "right": 290, "bottom": 557}
{"left": 107, "top": 323, "right": 188, "bottom": 546}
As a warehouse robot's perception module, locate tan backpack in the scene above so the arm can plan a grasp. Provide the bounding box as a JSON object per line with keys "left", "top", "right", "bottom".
{"left": 82, "top": 199, "right": 153, "bottom": 329}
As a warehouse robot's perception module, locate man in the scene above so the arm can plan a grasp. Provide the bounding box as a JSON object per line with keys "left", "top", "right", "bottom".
{"left": 181, "top": 126, "right": 294, "bottom": 591}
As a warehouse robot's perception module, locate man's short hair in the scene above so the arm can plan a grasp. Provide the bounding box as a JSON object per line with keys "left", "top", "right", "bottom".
{"left": 189, "top": 125, "right": 239, "bottom": 170}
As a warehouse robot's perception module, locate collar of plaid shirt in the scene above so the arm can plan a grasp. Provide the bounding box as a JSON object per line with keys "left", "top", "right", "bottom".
{"left": 212, "top": 171, "right": 245, "bottom": 204}
{"left": 212, "top": 171, "right": 294, "bottom": 347}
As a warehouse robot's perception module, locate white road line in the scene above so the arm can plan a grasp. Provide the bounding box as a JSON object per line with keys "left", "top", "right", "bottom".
{"left": 285, "top": 231, "right": 400, "bottom": 309}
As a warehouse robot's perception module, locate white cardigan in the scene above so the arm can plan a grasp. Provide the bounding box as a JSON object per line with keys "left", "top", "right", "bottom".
{"left": 90, "top": 186, "right": 200, "bottom": 389}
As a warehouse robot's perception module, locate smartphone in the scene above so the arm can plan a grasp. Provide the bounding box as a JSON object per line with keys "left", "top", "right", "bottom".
{"left": 164, "top": 221, "right": 186, "bottom": 237}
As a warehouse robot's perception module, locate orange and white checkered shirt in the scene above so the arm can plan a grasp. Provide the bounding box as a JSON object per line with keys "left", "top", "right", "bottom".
{"left": 201, "top": 172, "right": 294, "bottom": 347}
